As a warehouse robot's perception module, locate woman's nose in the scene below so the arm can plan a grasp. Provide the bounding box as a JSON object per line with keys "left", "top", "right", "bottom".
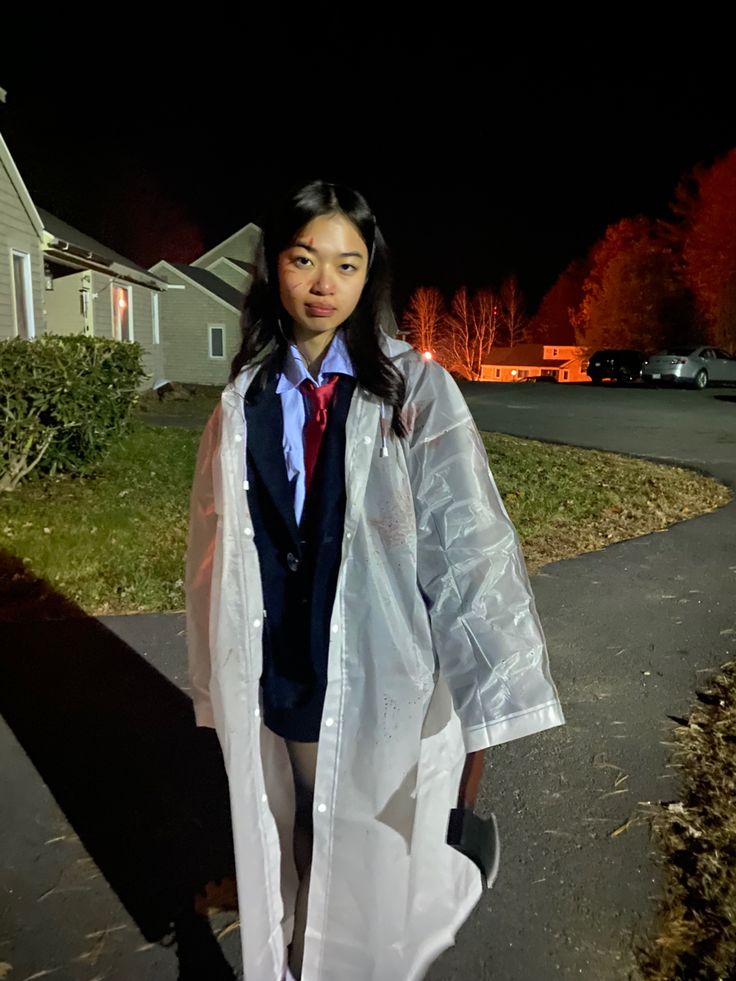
{"left": 310, "top": 270, "right": 335, "bottom": 295}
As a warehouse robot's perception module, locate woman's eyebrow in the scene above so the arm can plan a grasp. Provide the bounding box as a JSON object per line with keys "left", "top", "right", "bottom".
{"left": 293, "top": 240, "right": 365, "bottom": 259}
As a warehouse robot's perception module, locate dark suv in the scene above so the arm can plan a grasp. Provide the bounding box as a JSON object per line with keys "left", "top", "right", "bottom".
{"left": 587, "top": 350, "right": 646, "bottom": 385}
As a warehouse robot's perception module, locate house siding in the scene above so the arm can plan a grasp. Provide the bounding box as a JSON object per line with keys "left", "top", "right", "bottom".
{"left": 0, "top": 155, "right": 45, "bottom": 340}
{"left": 150, "top": 263, "right": 240, "bottom": 385}
{"left": 89, "top": 271, "right": 161, "bottom": 384}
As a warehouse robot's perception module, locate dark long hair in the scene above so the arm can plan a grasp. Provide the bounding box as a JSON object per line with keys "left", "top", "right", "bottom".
{"left": 230, "top": 180, "right": 407, "bottom": 438}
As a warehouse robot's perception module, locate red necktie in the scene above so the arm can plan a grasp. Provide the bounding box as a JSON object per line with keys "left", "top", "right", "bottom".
{"left": 300, "top": 373, "right": 341, "bottom": 494}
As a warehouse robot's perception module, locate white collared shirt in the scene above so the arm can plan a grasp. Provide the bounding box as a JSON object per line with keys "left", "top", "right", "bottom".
{"left": 275, "top": 328, "right": 355, "bottom": 525}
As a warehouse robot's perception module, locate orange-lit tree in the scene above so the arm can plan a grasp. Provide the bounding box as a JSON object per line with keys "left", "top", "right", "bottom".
{"left": 402, "top": 286, "right": 446, "bottom": 357}
{"left": 440, "top": 287, "right": 498, "bottom": 380}
{"left": 671, "top": 148, "right": 736, "bottom": 352}
{"left": 571, "top": 217, "right": 687, "bottom": 352}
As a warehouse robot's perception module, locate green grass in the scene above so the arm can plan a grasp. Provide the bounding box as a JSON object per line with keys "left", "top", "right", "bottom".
{"left": 0, "top": 423, "right": 200, "bottom": 616}
{"left": 0, "top": 426, "right": 730, "bottom": 617}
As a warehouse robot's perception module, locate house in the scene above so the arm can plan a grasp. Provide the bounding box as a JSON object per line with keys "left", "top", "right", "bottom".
{"left": 1, "top": 128, "right": 168, "bottom": 383}
{"left": 149, "top": 223, "right": 260, "bottom": 385}
{"left": 480, "top": 344, "right": 591, "bottom": 382}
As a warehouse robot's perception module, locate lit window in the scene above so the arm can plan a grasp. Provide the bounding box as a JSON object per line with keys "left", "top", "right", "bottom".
{"left": 111, "top": 285, "right": 132, "bottom": 341}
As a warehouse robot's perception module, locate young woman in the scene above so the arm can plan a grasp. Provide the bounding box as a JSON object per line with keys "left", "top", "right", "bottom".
{"left": 186, "top": 181, "right": 564, "bottom": 981}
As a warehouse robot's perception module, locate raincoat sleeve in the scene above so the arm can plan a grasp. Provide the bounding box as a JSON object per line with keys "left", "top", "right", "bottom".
{"left": 184, "top": 405, "right": 222, "bottom": 729}
{"left": 404, "top": 359, "right": 565, "bottom": 752}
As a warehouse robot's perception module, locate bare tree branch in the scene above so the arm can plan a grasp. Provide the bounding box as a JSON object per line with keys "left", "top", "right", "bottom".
{"left": 402, "top": 287, "right": 446, "bottom": 354}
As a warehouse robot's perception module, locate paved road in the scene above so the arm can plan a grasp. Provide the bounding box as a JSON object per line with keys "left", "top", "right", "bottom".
{"left": 1, "top": 382, "right": 734, "bottom": 980}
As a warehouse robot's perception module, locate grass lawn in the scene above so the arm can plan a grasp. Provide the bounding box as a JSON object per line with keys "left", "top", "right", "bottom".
{"left": 0, "top": 423, "right": 201, "bottom": 618}
{"left": 0, "top": 423, "right": 730, "bottom": 618}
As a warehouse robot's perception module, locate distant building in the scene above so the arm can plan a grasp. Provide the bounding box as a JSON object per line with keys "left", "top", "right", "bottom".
{"left": 149, "top": 224, "right": 260, "bottom": 385}
{"left": 481, "top": 344, "right": 591, "bottom": 383}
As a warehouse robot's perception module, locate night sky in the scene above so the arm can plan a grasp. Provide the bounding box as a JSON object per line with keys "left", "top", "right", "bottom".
{"left": 2, "top": 28, "right": 734, "bottom": 314}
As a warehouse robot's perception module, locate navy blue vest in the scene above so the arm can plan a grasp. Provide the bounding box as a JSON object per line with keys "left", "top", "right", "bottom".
{"left": 243, "top": 364, "right": 356, "bottom": 741}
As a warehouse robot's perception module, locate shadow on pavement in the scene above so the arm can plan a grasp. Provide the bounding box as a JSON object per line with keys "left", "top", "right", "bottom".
{"left": 0, "top": 549, "right": 239, "bottom": 980}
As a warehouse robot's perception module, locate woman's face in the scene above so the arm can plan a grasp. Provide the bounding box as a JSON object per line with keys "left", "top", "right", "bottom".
{"left": 278, "top": 212, "right": 369, "bottom": 339}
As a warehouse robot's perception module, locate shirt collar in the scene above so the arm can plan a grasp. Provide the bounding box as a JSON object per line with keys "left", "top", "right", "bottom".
{"left": 276, "top": 326, "right": 355, "bottom": 394}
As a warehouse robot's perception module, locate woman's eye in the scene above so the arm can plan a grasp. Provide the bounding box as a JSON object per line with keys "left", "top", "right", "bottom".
{"left": 293, "top": 255, "right": 312, "bottom": 267}
{"left": 340, "top": 263, "right": 357, "bottom": 272}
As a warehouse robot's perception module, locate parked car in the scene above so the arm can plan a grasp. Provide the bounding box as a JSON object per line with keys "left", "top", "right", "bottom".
{"left": 586, "top": 349, "right": 646, "bottom": 384}
{"left": 642, "top": 345, "right": 736, "bottom": 389}
{"left": 522, "top": 374, "right": 558, "bottom": 383}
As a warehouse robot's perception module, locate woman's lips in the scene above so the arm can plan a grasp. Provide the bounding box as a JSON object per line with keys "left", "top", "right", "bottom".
{"left": 305, "top": 304, "right": 336, "bottom": 317}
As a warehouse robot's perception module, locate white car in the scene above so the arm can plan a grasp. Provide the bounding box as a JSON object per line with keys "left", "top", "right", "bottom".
{"left": 642, "top": 346, "right": 736, "bottom": 389}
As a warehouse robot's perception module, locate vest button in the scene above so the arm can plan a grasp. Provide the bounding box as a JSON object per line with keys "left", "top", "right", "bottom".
{"left": 287, "top": 552, "right": 300, "bottom": 572}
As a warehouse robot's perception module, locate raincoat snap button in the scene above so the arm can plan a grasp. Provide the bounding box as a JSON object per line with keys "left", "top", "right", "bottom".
{"left": 234, "top": 433, "right": 243, "bottom": 443}
{"left": 331, "top": 623, "right": 339, "bottom": 633}
{"left": 325, "top": 717, "right": 335, "bottom": 727}
{"left": 317, "top": 803, "right": 327, "bottom": 813}
{"left": 261, "top": 794, "right": 268, "bottom": 803}
{"left": 244, "top": 527, "right": 253, "bottom": 537}
{"left": 362, "top": 435, "right": 371, "bottom": 445}
{"left": 287, "top": 553, "right": 299, "bottom": 572}
{"left": 254, "top": 708, "right": 261, "bottom": 718}
{"left": 345, "top": 531, "right": 352, "bottom": 540}
{"left": 253, "top": 618, "right": 261, "bottom": 628}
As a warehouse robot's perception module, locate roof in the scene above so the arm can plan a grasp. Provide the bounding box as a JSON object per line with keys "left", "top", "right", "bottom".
{"left": 191, "top": 222, "right": 261, "bottom": 268}
{"left": 483, "top": 344, "right": 582, "bottom": 368}
{"left": 208, "top": 256, "right": 257, "bottom": 277}
{"left": 166, "top": 262, "right": 244, "bottom": 311}
{"left": 38, "top": 207, "right": 168, "bottom": 289}
{"left": 226, "top": 257, "right": 257, "bottom": 275}
{"left": 492, "top": 357, "right": 571, "bottom": 369}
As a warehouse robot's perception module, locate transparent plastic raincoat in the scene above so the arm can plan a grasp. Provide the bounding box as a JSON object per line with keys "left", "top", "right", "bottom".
{"left": 185, "top": 329, "right": 564, "bottom": 980}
